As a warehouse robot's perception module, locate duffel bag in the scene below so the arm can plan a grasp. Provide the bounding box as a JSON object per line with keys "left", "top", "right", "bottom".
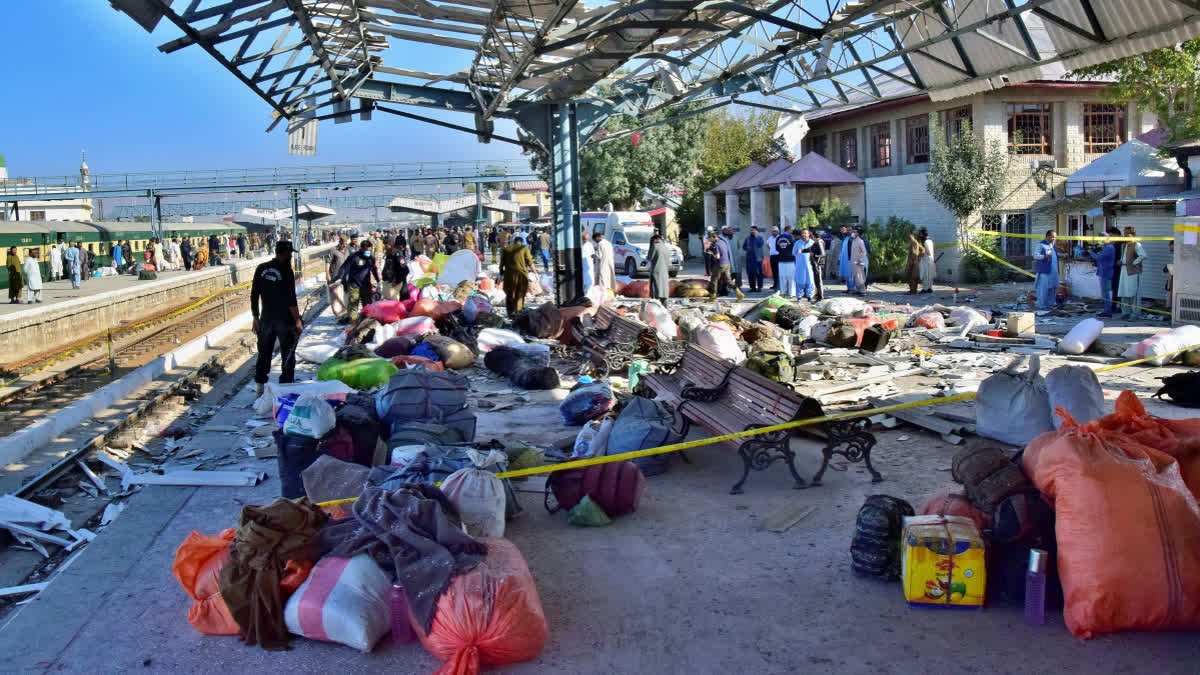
{"left": 375, "top": 369, "right": 469, "bottom": 423}
{"left": 335, "top": 403, "right": 382, "bottom": 467}
{"left": 545, "top": 460, "right": 645, "bottom": 517}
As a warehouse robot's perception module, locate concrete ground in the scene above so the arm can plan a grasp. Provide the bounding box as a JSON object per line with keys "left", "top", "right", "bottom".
{"left": 2, "top": 295, "right": 1198, "bottom": 674}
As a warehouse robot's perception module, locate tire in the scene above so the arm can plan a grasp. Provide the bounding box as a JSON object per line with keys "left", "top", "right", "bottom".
{"left": 625, "top": 257, "right": 637, "bottom": 278}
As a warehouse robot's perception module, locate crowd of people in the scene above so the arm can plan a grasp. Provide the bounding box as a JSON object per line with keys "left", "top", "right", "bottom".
{"left": 703, "top": 222, "right": 936, "bottom": 303}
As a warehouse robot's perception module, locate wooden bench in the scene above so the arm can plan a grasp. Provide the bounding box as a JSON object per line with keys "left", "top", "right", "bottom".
{"left": 573, "top": 305, "right": 653, "bottom": 374}
{"left": 641, "top": 344, "right": 879, "bottom": 493}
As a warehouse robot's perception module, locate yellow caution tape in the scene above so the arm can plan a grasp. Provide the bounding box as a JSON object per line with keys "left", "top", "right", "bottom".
{"left": 965, "top": 242, "right": 1036, "bottom": 278}
{"left": 315, "top": 344, "right": 1200, "bottom": 512}
{"left": 1175, "top": 224, "right": 1200, "bottom": 234}
{"left": 965, "top": 229, "right": 1173, "bottom": 242}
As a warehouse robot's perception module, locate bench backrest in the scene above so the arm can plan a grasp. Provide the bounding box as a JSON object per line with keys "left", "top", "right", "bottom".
{"left": 609, "top": 313, "right": 649, "bottom": 342}
{"left": 676, "top": 344, "right": 735, "bottom": 388}
{"left": 593, "top": 305, "right": 619, "bottom": 330}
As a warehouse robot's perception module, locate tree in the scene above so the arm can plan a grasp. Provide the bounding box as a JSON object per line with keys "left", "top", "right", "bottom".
{"left": 675, "top": 109, "right": 780, "bottom": 233}
{"left": 926, "top": 119, "right": 1010, "bottom": 246}
{"left": 524, "top": 106, "right": 707, "bottom": 211}
{"left": 816, "top": 196, "right": 855, "bottom": 231}
{"left": 1071, "top": 40, "right": 1200, "bottom": 144}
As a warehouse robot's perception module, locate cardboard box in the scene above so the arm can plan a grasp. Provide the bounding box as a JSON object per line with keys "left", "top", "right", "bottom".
{"left": 901, "top": 515, "right": 986, "bottom": 608}
{"left": 1006, "top": 312, "right": 1035, "bottom": 337}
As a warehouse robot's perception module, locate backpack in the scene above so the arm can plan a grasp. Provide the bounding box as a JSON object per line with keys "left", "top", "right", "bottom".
{"left": 745, "top": 338, "right": 794, "bottom": 384}
{"left": 607, "top": 396, "right": 680, "bottom": 476}
{"left": 375, "top": 370, "right": 469, "bottom": 424}
{"left": 850, "top": 495, "right": 914, "bottom": 578}
{"left": 952, "top": 446, "right": 1033, "bottom": 513}
{"left": 1153, "top": 371, "right": 1200, "bottom": 408}
{"left": 545, "top": 461, "right": 646, "bottom": 517}
{"left": 274, "top": 430, "right": 322, "bottom": 499}
{"left": 775, "top": 305, "right": 807, "bottom": 330}
{"left": 335, "top": 401, "right": 382, "bottom": 467}
{"left": 860, "top": 325, "right": 891, "bottom": 353}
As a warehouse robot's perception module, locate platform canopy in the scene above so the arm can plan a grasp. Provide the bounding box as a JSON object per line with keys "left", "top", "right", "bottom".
{"left": 111, "top": 0, "right": 1200, "bottom": 147}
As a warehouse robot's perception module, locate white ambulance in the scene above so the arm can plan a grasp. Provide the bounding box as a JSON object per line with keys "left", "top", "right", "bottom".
{"left": 580, "top": 211, "right": 682, "bottom": 277}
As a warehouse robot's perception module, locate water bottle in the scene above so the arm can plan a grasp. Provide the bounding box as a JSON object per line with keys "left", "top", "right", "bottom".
{"left": 1024, "top": 548, "right": 1048, "bottom": 626}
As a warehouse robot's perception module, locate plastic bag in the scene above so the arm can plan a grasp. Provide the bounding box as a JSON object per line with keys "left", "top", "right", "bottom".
{"left": 639, "top": 300, "right": 678, "bottom": 342}
{"left": 476, "top": 328, "right": 525, "bottom": 353}
{"left": 321, "top": 358, "right": 400, "bottom": 390}
{"left": 172, "top": 529, "right": 239, "bottom": 635}
{"left": 795, "top": 315, "right": 819, "bottom": 338}
{"left": 1059, "top": 318, "right": 1103, "bottom": 355}
{"left": 462, "top": 295, "right": 492, "bottom": 324}
{"left": 814, "top": 296, "right": 868, "bottom": 317}
{"left": 254, "top": 380, "right": 352, "bottom": 418}
{"left": 572, "top": 422, "right": 598, "bottom": 458}
{"left": 423, "top": 334, "right": 476, "bottom": 369}
{"left": 913, "top": 311, "right": 946, "bottom": 330}
{"left": 419, "top": 285, "right": 440, "bottom": 301}
{"left": 392, "top": 316, "right": 438, "bottom": 337}
{"left": 567, "top": 496, "right": 612, "bottom": 526}
{"left": 375, "top": 336, "right": 417, "bottom": 359}
{"left": 363, "top": 299, "right": 408, "bottom": 324}
{"left": 1021, "top": 403, "right": 1200, "bottom": 638}
{"left": 695, "top": 323, "right": 744, "bottom": 364}
{"left": 296, "top": 343, "right": 339, "bottom": 364}
{"left": 285, "top": 555, "right": 393, "bottom": 652}
{"left": 391, "top": 354, "right": 445, "bottom": 371}
{"left": 283, "top": 393, "right": 337, "bottom": 438}
{"left": 1045, "top": 365, "right": 1105, "bottom": 429}
{"left": 442, "top": 467, "right": 506, "bottom": 537}
{"left": 608, "top": 396, "right": 677, "bottom": 476}
{"left": 1122, "top": 324, "right": 1200, "bottom": 366}
{"left": 414, "top": 538, "right": 548, "bottom": 675}
{"left": 560, "top": 382, "right": 614, "bottom": 425}
{"left": 946, "top": 306, "right": 989, "bottom": 328}
{"left": 591, "top": 418, "right": 614, "bottom": 456}
{"left": 975, "top": 355, "right": 1053, "bottom": 446}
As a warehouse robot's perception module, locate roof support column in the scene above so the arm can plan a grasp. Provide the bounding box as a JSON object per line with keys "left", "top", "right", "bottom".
{"left": 703, "top": 192, "right": 718, "bottom": 234}
{"left": 475, "top": 183, "right": 484, "bottom": 228}
{"left": 725, "top": 190, "right": 740, "bottom": 233}
{"left": 548, "top": 102, "right": 583, "bottom": 305}
{"left": 290, "top": 188, "right": 301, "bottom": 272}
{"left": 778, "top": 184, "right": 796, "bottom": 231}
{"left": 751, "top": 187, "right": 768, "bottom": 232}
{"left": 150, "top": 192, "right": 162, "bottom": 242}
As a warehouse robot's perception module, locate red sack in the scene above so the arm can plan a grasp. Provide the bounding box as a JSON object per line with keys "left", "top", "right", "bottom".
{"left": 1081, "top": 391, "right": 1200, "bottom": 499}
{"left": 1022, "top": 397, "right": 1200, "bottom": 638}
{"left": 762, "top": 257, "right": 772, "bottom": 279}
{"left": 414, "top": 538, "right": 548, "bottom": 675}
{"left": 479, "top": 277, "right": 496, "bottom": 291}
{"left": 412, "top": 299, "right": 440, "bottom": 318}
{"left": 363, "top": 300, "right": 408, "bottom": 324}
{"left": 621, "top": 280, "right": 650, "bottom": 298}
{"left": 318, "top": 426, "right": 356, "bottom": 463}
{"left": 546, "top": 460, "right": 645, "bottom": 516}
{"left": 919, "top": 492, "right": 990, "bottom": 532}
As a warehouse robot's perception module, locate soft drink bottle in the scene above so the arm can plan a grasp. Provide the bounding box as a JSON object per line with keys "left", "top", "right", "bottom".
{"left": 1024, "top": 548, "right": 1048, "bottom": 626}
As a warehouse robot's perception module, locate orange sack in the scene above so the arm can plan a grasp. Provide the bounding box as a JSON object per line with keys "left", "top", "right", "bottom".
{"left": 172, "top": 530, "right": 314, "bottom": 636}
{"left": 172, "top": 529, "right": 239, "bottom": 635}
{"left": 414, "top": 538, "right": 548, "bottom": 675}
{"left": 1022, "top": 395, "right": 1200, "bottom": 639}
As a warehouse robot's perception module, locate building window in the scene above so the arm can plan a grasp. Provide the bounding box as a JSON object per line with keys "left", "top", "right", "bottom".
{"left": 805, "top": 134, "right": 827, "bottom": 158}
{"left": 29, "top": 211, "right": 46, "bottom": 221}
{"left": 1007, "top": 103, "right": 1052, "bottom": 154}
{"left": 1083, "top": 103, "right": 1126, "bottom": 154}
{"left": 981, "top": 211, "right": 1030, "bottom": 259}
{"left": 839, "top": 130, "right": 858, "bottom": 170}
{"left": 870, "top": 123, "right": 892, "bottom": 168}
{"left": 941, "top": 106, "right": 972, "bottom": 143}
{"left": 906, "top": 115, "right": 930, "bottom": 164}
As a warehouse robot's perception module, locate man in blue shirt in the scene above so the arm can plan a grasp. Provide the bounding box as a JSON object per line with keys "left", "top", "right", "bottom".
{"left": 1033, "top": 230, "right": 1059, "bottom": 310}
{"left": 742, "top": 226, "right": 765, "bottom": 292}
{"left": 335, "top": 240, "right": 381, "bottom": 324}
{"left": 1086, "top": 228, "right": 1118, "bottom": 317}
{"left": 706, "top": 230, "right": 743, "bottom": 301}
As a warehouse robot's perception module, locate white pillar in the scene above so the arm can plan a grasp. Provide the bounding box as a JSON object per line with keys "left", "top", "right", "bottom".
{"left": 779, "top": 184, "right": 797, "bottom": 230}
{"left": 750, "top": 187, "right": 767, "bottom": 231}
{"left": 725, "top": 190, "right": 740, "bottom": 230}
{"left": 704, "top": 192, "right": 718, "bottom": 232}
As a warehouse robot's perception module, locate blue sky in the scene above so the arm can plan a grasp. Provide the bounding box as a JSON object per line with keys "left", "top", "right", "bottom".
{"left": 0, "top": 1, "right": 525, "bottom": 179}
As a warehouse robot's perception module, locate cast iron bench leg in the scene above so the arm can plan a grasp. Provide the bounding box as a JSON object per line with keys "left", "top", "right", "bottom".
{"left": 732, "top": 426, "right": 806, "bottom": 495}
{"left": 811, "top": 418, "right": 880, "bottom": 486}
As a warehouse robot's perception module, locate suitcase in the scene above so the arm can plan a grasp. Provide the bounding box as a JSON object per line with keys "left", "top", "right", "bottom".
{"left": 545, "top": 461, "right": 645, "bottom": 517}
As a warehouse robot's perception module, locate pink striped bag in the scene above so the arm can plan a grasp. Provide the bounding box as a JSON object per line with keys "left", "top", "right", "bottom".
{"left": 283, "top": 555, "right": 392, "bottom": 652}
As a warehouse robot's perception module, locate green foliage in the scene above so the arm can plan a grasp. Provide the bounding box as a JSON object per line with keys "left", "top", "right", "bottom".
{"left": 926, "top": 120, "right": 1010, "bottom": 243}
{"left": 798, "top": 209, "right": 819, "bottom": 230}
{"left": 861, "top": 216, "right": 917, "bottom": 283}
{"left": 676, "top": 109, "right": 781, "bottom": 234}
{"left": 525, "top": 105, "right": 707, "bottom": 211}
{"left": 1070, "top": 40, "right": 1200, "bottom": 145}
{"left": 962, "top": 233, "right": 1022, "bottom": 283}
{"left": 816, "top": 196, "right": 855, "bottom": 231}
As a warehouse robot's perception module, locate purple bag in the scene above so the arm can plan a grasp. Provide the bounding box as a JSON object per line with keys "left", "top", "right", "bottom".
{"left": 462, "top": 295, "right": 493, "bottom": 325}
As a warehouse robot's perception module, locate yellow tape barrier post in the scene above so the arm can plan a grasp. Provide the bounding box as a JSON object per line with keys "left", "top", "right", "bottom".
{"left": 316, "top": 340, "right": 1200, "bottom": 512}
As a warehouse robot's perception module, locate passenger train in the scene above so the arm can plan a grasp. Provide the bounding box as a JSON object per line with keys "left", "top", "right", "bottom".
{"left": 0, "top": 220, "right": 275, "bottom": 289}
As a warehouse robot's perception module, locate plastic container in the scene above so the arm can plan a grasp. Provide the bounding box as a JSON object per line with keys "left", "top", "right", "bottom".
{"left": 1024, "top": 549, "right": 1048, "bottom": 626}
{"left": 628, "top": 360, "right": 649, "bottom": 390}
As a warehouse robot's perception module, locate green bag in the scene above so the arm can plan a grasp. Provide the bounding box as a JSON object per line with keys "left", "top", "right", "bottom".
{"left": 745, "top": 338, "right": 794, "bottom": 384}
{"left": 567, "top": 496, "right": 613, "bottom": 527}
{"left": 317, "top": 357, "right": 349, "bottom": 382}
{"left": 319, "top": 357, "right": 398, "bottom": 390}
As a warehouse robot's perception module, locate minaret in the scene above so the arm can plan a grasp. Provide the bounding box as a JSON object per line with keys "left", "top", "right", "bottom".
{"left": 0, "top": 151, "right": 7, "bottom": 181}
{"left": 80, "top": 149, "right": 90, "bottom": 187}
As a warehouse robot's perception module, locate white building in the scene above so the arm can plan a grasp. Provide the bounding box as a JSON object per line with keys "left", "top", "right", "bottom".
{"left": 0, "top": 152, "right": 96, "bottom": 221}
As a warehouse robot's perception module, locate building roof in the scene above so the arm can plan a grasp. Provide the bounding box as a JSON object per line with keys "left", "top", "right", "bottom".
{"left": 1064, "top": 139, "right": 1182, "bottom": 195}
{"left": 730, "top": 163, "right": 772, "bottom": 191}
{"left": 759, "top": 153, "right": 863, "bottom": 187}
{"left": 509, "top": 180, "right": 548, "bottom": 192}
